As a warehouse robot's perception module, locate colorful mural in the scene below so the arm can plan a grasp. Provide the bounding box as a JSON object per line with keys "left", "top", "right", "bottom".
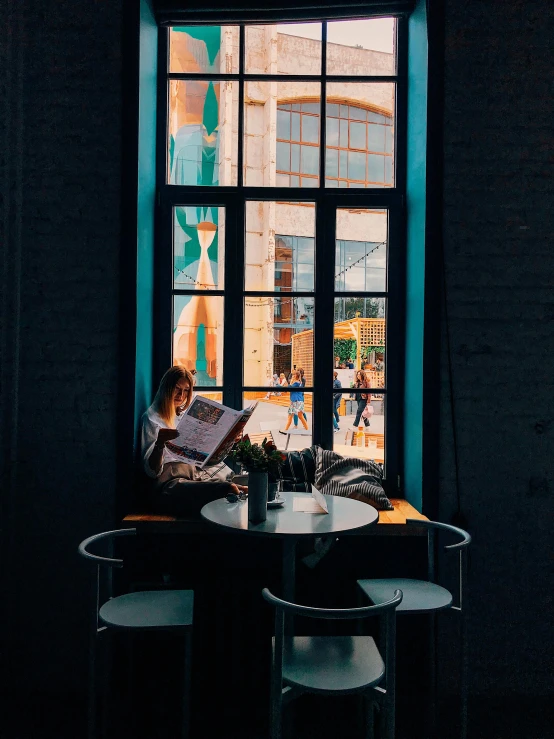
{"left": 173, "top": 207, "right": 221, "bottom": 385}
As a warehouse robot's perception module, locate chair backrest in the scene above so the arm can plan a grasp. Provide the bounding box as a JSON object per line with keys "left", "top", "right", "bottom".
{"left": 406, "top": 518, "right": 471, "bottom": 608}
{"left": 262, "top": 587, "right": 402, "bottom": 700}
{"left": 78, "top": 528, "right": 137, "bottom": 568}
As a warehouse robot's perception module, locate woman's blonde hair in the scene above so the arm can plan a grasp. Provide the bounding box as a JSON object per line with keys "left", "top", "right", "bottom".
{"left": 152, "top": 366, "right": 194, "bottom": 426}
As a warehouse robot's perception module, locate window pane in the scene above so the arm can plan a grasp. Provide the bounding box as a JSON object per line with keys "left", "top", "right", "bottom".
{"left": 367, "top": 123, "right": 385, "bottom": 152}
{"left": 326, "top": 117, "right": 339, "bottom": 147}
{"left": 245, "top": 23, "right": 322, "bottom": 75}
{"left": 169, "top": 26, "right": 239, "bottom": 74}
{"left": 327, "top": 102, "right": 340, "bottom": 118}
{"left": 348, "top": 151, "right": 366, "bottom": 181}
{"left": 367, "top": 154, "right": 385, "bottom": 182}
{"left": 173, "top": 295, "right": 224, "bottom": 385}
{"left": 173, "top": 206, "right": 225, "bottom": 290}
{"left": 384, "top": 156, "right": 393, "bottom": 185}
{"left": 325, "top": 148, "right": 338, "bottom": 177}
{"left": 335, "top": 210, "right": 387, "bottom": 292}
{"left": 326, "top": 18, "right": 396, "bottom": 75}
{"left": 245, "top": 81, "right": 320, "bottom": 186}
{"left": 291, "top": 144, "right": 300, "bottom": 173}
{"left": 244, "top": 297, "right": 314, "bottom": 387}
{"left": 332, "top": 391, "right": 385, "bottom": 464}
{"left": 339, "top": 150, "right": 347, "bottom": 178}
{"left": 242, "top": 392, "right": 313, "bottom": 451}
{"left": 276, "top": 142, "right": 290, "bottom": 171}
{"left": 302, "top": 114, "right": 319, "bottom": 144}
{"left": 277, "top": 109, "right": 291, "bottom": 140}
{"left": 168, "top": 80, "right": 238, "bottom": 186}
{"left": 194, "top": 390, "right": 223, "bottom": 401}
{"left": 349, "top": 121, "right": 366, "bottom": 149}
{"left": 301, "top": 146, "right": 319, "bottom": 175}
{"left": 245, "top": 202, "right": 315, "bottom": 291}
{"left": 291, "top": 112, "right": 301, "bottom": 142}
{"left": 290, "top": 175, "right": 300, "bottom": 187}
{"left": 333, "top": 297, "right": 386, "bottom": 374}
{"left": 276, "top": 173, "right": 290, "bottom": 186}
{"left": 326, "top": 83, "right": 395, "bottom": 188}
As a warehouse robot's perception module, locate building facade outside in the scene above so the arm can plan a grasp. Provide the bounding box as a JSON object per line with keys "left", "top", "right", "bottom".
{"left": 168, "top": 24, "right": 393, "bottom": 387}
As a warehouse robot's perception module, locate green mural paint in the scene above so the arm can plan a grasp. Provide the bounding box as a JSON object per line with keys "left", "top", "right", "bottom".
{"left": 174, "top": 26, "right": 221, "bottom": 66}
{"left": 203, "top": 82, "right": 219, "bottom": 137}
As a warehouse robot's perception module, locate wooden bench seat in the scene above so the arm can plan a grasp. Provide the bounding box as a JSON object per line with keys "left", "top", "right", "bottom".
{"left": 123, "top": 498, "right": 427, "bottom": 535}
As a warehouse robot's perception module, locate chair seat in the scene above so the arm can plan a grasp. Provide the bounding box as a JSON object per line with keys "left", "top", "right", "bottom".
{"left": 280, "top": 636, "right": 384, "bottom": 694}
{"left": 357, "top": 578, "right": 453, "bottom": 614}
{"left": 99, "top": 590, "right": 194, "bottom": 630}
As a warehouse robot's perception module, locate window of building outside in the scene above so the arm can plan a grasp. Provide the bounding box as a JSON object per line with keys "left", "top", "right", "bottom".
{"left": 158, "top": 17, "right": 405, "bottom": 486}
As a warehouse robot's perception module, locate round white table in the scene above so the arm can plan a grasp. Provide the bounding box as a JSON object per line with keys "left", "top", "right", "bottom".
{"left": 200, "top": 491, "right": 378, "bottom": 622}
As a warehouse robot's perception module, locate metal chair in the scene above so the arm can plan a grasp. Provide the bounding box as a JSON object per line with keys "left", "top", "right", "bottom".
{"left": 78, "top": 528, "right": 194, "bottom": 739}
{"left": 262, "top": 587, "right": 403, "bottom": 739}
{"left": 357, "top": 519, "right": 471, "bottom": 739}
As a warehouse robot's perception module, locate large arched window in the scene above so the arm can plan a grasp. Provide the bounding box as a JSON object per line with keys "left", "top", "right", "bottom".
{"left": 276, "top": 100, "right": 393, "bottom": 188}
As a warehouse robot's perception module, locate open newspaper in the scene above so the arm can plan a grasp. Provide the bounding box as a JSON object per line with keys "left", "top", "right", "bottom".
{"left": 165, "top": 396, "right": 258, "bottom": 469}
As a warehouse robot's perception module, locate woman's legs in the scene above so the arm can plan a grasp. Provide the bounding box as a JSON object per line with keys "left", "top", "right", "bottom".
{"left": 353, "top": 398, "right": 366, "bottom": 427}
{"left": 284, "top": 412, "right": 294, "bottom": 431}
{"left": 333, "top": 405, "right": 340, "bottom": 426}
{"left": 296, "top": 411, "right": 309, "bottom": 430}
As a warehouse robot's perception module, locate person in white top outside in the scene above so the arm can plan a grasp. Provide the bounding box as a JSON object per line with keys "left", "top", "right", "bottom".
{"left": 141, "top": 366, "right": 246, "bottom": 515}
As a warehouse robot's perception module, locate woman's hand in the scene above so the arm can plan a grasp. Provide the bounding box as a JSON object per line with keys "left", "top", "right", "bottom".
{"left": 156, "top": 428, "right": 179, "bottom": 447}
{"left": 229, "top": 483, "right": 248, "bottom": 495}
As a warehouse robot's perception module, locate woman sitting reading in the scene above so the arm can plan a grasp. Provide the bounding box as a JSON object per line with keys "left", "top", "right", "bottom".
{"left": 141, "top": 366, "right": 246, "bottom": 516}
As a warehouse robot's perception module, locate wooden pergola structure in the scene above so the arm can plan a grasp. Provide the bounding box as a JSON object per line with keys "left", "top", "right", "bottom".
{"left": 292, "top": 318, "right": 386, "bottom": 383}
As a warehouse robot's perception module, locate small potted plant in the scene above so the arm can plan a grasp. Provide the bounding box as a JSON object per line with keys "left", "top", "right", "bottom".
{"left": 229, "top": 436, "right": 285, "bottom": 522}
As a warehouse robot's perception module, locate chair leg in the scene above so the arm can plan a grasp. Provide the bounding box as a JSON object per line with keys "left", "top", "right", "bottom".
{"left": 460, "top": 612, "right": 468, "bottom": 739}
{"left": 182, "top": 630, "right": 193, "bottom": 739}
{"left": 364, "top": 694, "right": 375, "bottom": 739}
{"left": 422, "top": 613, "right": 437, "bottom": 738}
{"left": 269, "top": 660, "right": 282, "bottom": 739}
{"left": 88, "top": 631, "right": 97, "bottom": 739}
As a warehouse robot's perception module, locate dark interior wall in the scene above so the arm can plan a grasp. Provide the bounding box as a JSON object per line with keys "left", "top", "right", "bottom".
{"left": 1, "top": 0, "right": 123, "bottom": 695}
{"left": 438, "top": 0, "right": 554, "bottom": 695}
{"left": 0, "top": 0, "right": 552, "bottom": 712}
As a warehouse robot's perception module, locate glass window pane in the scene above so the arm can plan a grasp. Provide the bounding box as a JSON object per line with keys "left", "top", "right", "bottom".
{"left": 276, "top": 173, "right": 290, "bottom": 186}
{"left": 168, "top": 80, "right": 238, "bottom": 186}
{"left": 385, "top": 125, "right": 393, "bottom": 154}
{"left": 242, "top": 392, "right": 313, "bottom": 451}
{"left": 302, "top": 102, "right": 319, "bottom": 113}
{"left": 277, "top": 109, "right": 291, "bottom": 140}
{"left": 367, "top": 124, "right": 385, "bottom": 152}
{"left": 326, "top": 177, "right": 339, "bottom": 188}
{"left": 348, "top": 151, "right": 366, "bottom": 181}
{"left": 291, "top": 112, "right": 301, "bottom": 142}
{"left": 339, "top": 150, "right": 347, "bottom": 178}
{"left": 325, "top": 148, "right": 338, "bottom": 177}
{"left": 384, "top": 156, "right": 392, "bottom": 185}
{"left": 245, "top": 23, "right": 322, "bottom": 74}
{"left": 335, "top": 209, "right": 387, "bottom": 292}
{"left": 276, "top": 142, "right": 290, "bottom": 171}
{"left": 244, "top": 81, "right": 320, "bottom": 186}
{"left": 367, "top": 154, "right": 384, "bottom": 182}
{"left": 339, "top": 118, "right": 349, "bottom": 147}
{"left": 173, "top": 295, "right": 224, "bottom": 385}
{"left": 332, "top": 391, "right": 385, "bottom": 464}
{"left": 300, "top": 176, "right": 318, "bottom": 187}
{"left": 349, "top": 121, "right": 366, "bottom": 150}
{"left": 290, "top": 175, "right": 300, "bottom": 187}
{"left": 326, "top": 117, "right": 339, "bottom": 147}
{"left": 173, "top": 206, "right": 225, "bottom": 290}
{"left": 326, "top": 83, "right": 395, "bottom": 188}
{"left": 327, "top": 18, "right": 396, "bottom": 75}
{"left": 291, "top": 144, "right": 300, "bottom": 173}
{"left": 244, "top": 297, "right": 314, "bottom": 387}
{"left": 246, "top": 201, "right": 315, "bottom": 291}
{"left": 170, "top": 26, "right": 239, "bottom": 74}
{"left": 339, "top": 179, "right": 348, "bottom": 188}
{"left": 302, "top": 114, "right": 319, "bottom": 144}
{"left": 350, "top": 106, "right": 367, "bottom": 121}
{"left": 301, "top": 146, "right": 319, "bottom": 175}
{"left": 327, "top": 102, "right": 340, "bottom": 118}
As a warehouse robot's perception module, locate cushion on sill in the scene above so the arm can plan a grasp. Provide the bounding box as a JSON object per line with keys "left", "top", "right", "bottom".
{"left": 314, "top": 447, "right": 393, "bottom": 511}
{"left": 277, "top": 446, "right": 317, "bottom": 492}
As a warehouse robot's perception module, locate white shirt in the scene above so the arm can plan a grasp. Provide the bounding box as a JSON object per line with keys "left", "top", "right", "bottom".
{"left": 140, "top": 405, "right": 183, "bottom": 479}
{"left": 141, "top": 402, "right": 233, "bottom": 482}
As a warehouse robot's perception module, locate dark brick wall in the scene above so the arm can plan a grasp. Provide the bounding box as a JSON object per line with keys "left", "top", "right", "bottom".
{"left": 1, "top": 0, "right": 123, "bottom": 695}
{"left": 0, "top": 0, "right": 552, "bottom": 711}
{"left": 438, "top": 0, "right": 554, "bottom": 695}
